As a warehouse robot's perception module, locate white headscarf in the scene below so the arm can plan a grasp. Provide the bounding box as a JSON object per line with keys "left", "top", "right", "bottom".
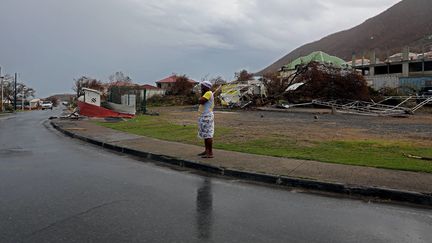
{"left": 200, "top": 81, "right": 212, "bottom": 89}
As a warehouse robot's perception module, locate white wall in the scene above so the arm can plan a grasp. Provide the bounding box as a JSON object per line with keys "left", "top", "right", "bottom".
{"left": 146, "top": 89, "right": 166, "bottom": 99}
{"left": 140, "top": 89, "right": 166, "bottom": 99}
{"left": 367, "top": 75, "right": 400, "bottom": 90}
{"left": 78, "top": 89, "right": 101, "bottom": 106}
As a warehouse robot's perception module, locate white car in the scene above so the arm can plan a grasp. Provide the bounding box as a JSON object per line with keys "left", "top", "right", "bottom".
{"left": 41, "top": 101, "right": 53, "bottom": 110}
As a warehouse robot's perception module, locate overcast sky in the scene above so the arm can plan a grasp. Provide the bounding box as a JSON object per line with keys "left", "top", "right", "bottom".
{"left": 0, "top": 0, "right": 401, "bottom": 97}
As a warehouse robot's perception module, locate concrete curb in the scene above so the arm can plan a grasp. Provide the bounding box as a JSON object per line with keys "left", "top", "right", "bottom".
{"left": 51, "top": 121, "right": 432, "bottom": 206}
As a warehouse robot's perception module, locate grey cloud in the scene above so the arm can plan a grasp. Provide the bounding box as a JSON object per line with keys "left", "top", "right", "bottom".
{"left": 0, "top": 0, "right": 401, "bottom": 97}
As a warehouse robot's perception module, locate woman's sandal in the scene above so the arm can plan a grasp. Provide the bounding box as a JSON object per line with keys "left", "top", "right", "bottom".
{"left": 197, "top": 151, "right": 207, "bottom": 156}
{"left": 201, "top": 154, "right": 214, "bottom": 158}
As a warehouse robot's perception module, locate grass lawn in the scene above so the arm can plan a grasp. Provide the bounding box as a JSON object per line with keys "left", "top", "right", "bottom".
{"left": 97, "top": 115, "right": 432, "bottom": 173}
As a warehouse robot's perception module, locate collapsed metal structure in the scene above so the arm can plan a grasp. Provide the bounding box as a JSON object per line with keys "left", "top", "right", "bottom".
{"left": 311, "top": 96, "right": 432, "bottom": 116}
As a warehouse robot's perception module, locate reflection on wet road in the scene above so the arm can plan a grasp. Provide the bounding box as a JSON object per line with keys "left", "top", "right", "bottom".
{"left": 0, "top": 109, "right": 431, "bottom": 242}
{"left": 196, "top": 178, "right": 213, "bottom": 240}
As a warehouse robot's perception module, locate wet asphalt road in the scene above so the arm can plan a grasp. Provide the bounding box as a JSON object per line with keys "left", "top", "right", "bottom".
{"left": 0, "top": 109, "right": 431, "bottom": 243}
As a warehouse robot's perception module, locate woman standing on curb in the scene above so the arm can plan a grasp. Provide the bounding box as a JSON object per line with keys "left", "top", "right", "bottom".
{"left": 197, "top": 81, "right": 214, "bottom": 158}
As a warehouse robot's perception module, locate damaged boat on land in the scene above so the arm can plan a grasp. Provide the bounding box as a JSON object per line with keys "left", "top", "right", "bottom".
{"left": 77, "top": 88, "right": 135, "bottom": 118}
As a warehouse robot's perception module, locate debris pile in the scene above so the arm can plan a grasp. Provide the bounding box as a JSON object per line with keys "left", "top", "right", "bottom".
{"left": 219, "top": 80, "right": 267, "bottom": 108}
{"left": 217, "top": 50, "right": 431, "bottom": 116}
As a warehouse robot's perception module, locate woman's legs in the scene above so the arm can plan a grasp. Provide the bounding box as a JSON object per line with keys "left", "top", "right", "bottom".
{"left": 202, "top": 138, "right": 213, "bottom": 158}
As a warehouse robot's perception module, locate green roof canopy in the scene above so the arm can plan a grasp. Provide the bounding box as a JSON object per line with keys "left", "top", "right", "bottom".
{"left": 283, "top": 51, "right": 347, "bottom": 70}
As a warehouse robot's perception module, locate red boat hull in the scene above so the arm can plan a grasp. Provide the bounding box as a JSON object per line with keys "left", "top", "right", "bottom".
{"left": 77, "top": 101, "right": 134, "bottom": 118}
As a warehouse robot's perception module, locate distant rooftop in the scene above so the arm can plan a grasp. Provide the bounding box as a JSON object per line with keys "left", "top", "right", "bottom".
{"left": 141, "top": 84, "right": 162, "bottom": 90}
{"left": 156, "top": 75, "right": 198, "bottom": 84}
{"left": 283, "top": 51, "right": 347, "bottom": 70}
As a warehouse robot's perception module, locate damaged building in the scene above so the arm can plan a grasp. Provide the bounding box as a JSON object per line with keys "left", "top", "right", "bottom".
{"left": 219, "top": 78, "right": 267, "bottom": 108}
{"left": 352, "top": 48, "right": 432, "bottom": 93}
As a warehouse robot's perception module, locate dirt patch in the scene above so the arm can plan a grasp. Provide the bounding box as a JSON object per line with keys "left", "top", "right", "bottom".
{"left": 149, "top": 106, "right": 432, "bottom": 146}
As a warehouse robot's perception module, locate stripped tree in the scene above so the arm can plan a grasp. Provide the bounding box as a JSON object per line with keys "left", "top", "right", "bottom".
{"left": 290, "top": 62, "right": 369, "bottom": 102}
{"left": 171, "top": 75, "right": 194, "bottom": 96}
{"left": 73, "top": 76, "right": 104, "bottom": 98}
{"left": 262, "top": 61, "right": 369, "bottom": 104}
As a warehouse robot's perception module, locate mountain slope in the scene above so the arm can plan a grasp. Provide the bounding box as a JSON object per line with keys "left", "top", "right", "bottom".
{"left": 259, "top": 0, "right": 432, "bottom": 74}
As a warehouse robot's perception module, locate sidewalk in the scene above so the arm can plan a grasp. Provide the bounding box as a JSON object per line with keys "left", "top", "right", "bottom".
{"left": 51, "top": 119, "right": 432, "bottom": 205}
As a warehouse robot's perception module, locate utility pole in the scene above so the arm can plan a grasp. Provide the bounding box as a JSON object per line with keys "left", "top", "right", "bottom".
{"left": 0, "top": 66, "right": 3, "bottom": 112}
{"left": 14, "top": 73, "right": 17, "bottom": 111}
{"left": 22, "top": 86, "right": 25, "bottom": 111}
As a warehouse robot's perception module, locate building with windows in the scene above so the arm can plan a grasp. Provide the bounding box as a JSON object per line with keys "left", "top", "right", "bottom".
{"left": 352, "top": 48, "right": 432, "bottom": 92}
